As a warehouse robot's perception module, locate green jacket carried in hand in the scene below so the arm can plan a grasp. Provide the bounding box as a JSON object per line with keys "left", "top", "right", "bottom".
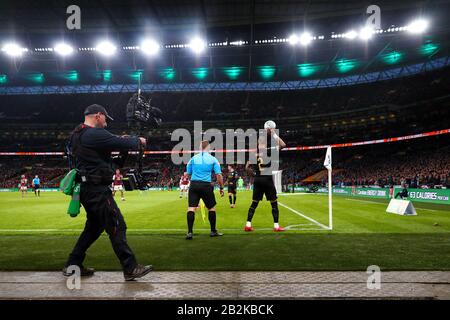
{"left": 59, "top": 169, "right": 81, "bottom": 217}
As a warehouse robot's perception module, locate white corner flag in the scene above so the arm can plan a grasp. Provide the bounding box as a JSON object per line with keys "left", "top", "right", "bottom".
{"left": 324, "top": 146, "right": 333, "bottom": 230}
{"left": 324, "top": 146, "right": 332, "bottom": 170}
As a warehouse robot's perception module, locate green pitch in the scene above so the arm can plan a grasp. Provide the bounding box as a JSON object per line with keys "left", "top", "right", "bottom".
{"left": 0, "top": 190, "right": 449, "bottom": 271}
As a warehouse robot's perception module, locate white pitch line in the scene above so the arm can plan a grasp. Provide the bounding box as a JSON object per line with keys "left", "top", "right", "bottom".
{"left": 284, "top": 223, "right": 327, "bottom": 231}
{"left": 278, "top": 202, "right": 330, "bottom": 230}
{"left": 418, "top": 208, "right": 440, "bottom": 212}
{"left": 0, "top": 227, "right": 279, "bottom": 233}
{"left": 346, "top": 198, "right": 442, "bottom": 212}
{"left": 345, "top": 198, "right": 387, "bottom": 205}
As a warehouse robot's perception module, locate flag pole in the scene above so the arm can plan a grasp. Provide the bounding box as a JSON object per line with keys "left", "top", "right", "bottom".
{"left": 323, "top": 146, "right": 333, "bottom": 230}
{"left": 328, "top": 164, "right": 333, "bottom": 230}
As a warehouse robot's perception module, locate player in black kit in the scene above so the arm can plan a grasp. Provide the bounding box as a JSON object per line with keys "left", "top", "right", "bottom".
{"left": 226, "top": 165, "right": 239, "bottom": 208}
{"left": 245, "top": 128, "right": 286, "bottom": 232}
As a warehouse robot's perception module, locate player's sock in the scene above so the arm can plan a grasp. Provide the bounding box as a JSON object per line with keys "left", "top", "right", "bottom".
{"left": 247, "top": 201, "right": 259, "bottom": 222}
{"left": 274, "top": 223, "right": 280, "bottom": 229}
{"left": 246, "top": 221, "right": 252, "bottom": 227}
{"left": 233, "top": 194, "right": 236, "bottom": 204}
{"left": 38, "top": 190, "right": 40, "bottom": 197}
{"left": 228, "top": 195, "right": 232, "bottom": 204}
{"left": 208, "top": 211, "right": 216, "bottom": 232}
{"left": 271, "top": 201, "right": 279, "bottom": 224}
{"left": 187, "top": 211, "right": 195, "bottom": 233}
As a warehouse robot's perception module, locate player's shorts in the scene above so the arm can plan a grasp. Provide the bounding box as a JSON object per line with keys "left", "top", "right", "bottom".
{"left": 227, "top": 183, "right": 237, "bottom": 194}
{"left": 180, "top": 184, "right": 189, "bottom": 191}
{"left": 252, "top": 177, "right": 277, "bottom": 201}
{"left": 20, "top": 186, "right": 27, "bottom": 191}
{"left": 113, "top": 185, "right": 124, "bottom": 191}
{"left": 188, "top": 181, "right": 216, "bottom": 209}
{"left": 33, "top": 185, "right": 41, "bottom": 190}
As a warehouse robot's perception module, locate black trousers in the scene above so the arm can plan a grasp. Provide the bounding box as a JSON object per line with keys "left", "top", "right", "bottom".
{"left": 66, "top": 185, "right": 137, "bottom": 273}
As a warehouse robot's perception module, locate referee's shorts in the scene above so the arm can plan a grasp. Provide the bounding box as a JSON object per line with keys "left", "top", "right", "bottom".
{"left": 188, "top": 181, "right": 216, "bottom": 209}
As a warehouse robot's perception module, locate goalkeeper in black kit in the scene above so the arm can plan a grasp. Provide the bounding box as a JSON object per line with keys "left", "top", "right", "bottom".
{"left": 244, "top": 128, "right": 286, "bottom": 232}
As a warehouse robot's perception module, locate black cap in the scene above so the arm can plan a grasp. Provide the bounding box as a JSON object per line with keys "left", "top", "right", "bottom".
{"left": 84, "top": 104, "right": 114, "bottom": 120}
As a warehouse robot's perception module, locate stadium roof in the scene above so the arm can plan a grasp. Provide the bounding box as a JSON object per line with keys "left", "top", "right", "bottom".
{"left": 0, "top": 1, "right": 449, "bottom": 89}
{"left": 1, "top": 0, "right": 449, "bottom": 35}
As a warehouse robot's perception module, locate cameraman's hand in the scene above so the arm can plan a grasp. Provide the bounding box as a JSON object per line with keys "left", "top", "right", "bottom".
{"left": 139, "top": 137, "right": 147, "bottom": 148}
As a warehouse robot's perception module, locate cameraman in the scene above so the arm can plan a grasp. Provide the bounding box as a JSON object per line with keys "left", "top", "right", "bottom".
{"left": 63, "top": 104, "right": 152, "bottom": 281}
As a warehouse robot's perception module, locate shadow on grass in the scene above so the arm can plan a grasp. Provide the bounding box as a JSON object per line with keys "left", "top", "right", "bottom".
{"left": 0, "top": 233, "right": 449, "bottom": 271}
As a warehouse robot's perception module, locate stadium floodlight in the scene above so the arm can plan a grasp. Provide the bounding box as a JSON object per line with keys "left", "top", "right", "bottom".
{"left": 299, "top": 32, "right": 313, "bottom": 46}
{"left": 344, "top": 30, "right": 358, "bottom": 40}
{"left": 288, "top": 34, "right": 299, "bottom": 45}
{"left": 406, "top": 19, "right": 429, "bottom": 34}
{"left": 1, "top": 43, "right": 27, "bottom": 57}
{"left": 189, "top": 37, "right": 206, "bottom": 54}
{"left": 359, "top": 26, "right": 374, "bottom": 40}
{"left": 140, "top": 39, "right": 160, "bottom": 56}
{"left": 95, "top": 41, "right": 117, "bottom": 56}
{"left": 54, "top": 43, "right": 74, "bottom": 56}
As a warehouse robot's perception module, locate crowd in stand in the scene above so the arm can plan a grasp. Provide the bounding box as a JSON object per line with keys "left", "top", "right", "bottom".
{"left": 1, "top": 66, "right": 449, "bottom": 125}
{"left": 280, "top": 143, "right": 450, "bottom": 189}
{"left": 1, "top": 67, "right": 449, "bottom": 189}
{"left": 0, "top": 160, "right": 67, "bottom": 188}
{"left": 2, "top": 141, "right": 449, "bottom": 190}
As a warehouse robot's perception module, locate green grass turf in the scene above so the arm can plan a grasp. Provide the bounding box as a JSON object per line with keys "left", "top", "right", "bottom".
{"left": 0, "top": 190, "right": 449, "bottom": 271}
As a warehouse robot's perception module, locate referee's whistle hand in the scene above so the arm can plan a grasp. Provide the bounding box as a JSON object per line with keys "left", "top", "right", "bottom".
{"left": 219, "top": 189, "right": 224, "bottom": 197}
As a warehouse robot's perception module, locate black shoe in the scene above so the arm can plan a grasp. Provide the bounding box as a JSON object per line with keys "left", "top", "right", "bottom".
{"left": 124, "top": 264, "right": 153, "bottom": 281}
{"left": 210, "top": 231, "right": 223, "bottom": 237}
{"left": 185, "top": 232, "right": 193, "bottom": 240}
{"left": 62, "top": 266, "right": 95, "bottom": 277}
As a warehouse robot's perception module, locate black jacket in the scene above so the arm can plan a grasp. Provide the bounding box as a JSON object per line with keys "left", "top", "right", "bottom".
{"left": 70, "top": 124, "right": 140, "bottom": 180}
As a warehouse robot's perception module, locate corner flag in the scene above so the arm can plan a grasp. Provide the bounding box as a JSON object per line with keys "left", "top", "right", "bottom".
{"left": 324, "top": 146, "right": 333, "bottom": 230}
{"left": 324, "top": 146, "right": 332, "bottom": 170}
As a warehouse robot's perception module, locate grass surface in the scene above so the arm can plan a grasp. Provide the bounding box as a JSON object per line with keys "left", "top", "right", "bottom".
{"left": 0, "top": 190, "right": 448, "bottom": 271}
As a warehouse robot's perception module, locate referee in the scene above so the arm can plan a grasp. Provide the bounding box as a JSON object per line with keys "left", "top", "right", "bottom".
{"left": 185, "top": 140, "right": 224, "bottom": 240}
{"left": 32, "top": 175, "right": 41, "bottom": 197}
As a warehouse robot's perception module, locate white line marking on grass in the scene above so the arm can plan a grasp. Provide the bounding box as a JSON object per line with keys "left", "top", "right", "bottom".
{"left": 278, "top": 202, "right": 329, "bottom": 230}
{"left": 279, "top": 193, "right": 310, "bottom": 196}
{"left": 345, "top": 198, "right": 387, "bottom": 205}
{"left": 418, "top": 208, "right": 440, "bottom": 212}
{"left": 0, "top": 228, "right": 279, "bottom": 233}
{"left": 284, "top": 224, "right": 327, "bottom": 231}
{"left": 345, "top": 198, "right": 442, "bottom": 212}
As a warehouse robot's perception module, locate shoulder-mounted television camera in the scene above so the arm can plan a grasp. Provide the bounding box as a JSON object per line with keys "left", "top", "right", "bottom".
{"left": 126, "top": 93, "right": 162, "bottom": 129}
{"left": 124, "top": 91, "right": 163, "bottom": 190}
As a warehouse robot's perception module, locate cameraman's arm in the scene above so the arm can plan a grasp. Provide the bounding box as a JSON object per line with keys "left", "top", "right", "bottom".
{"left": 83, "top": 128, "right": 140, "bottom": 150}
